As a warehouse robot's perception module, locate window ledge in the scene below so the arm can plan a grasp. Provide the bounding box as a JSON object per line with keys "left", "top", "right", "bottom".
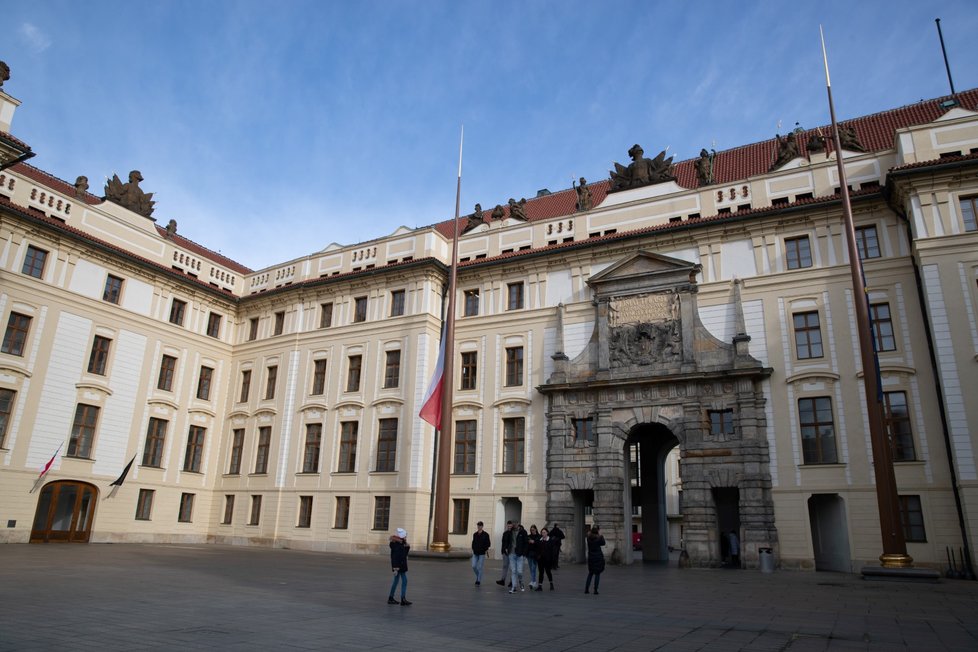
{"left": 798, "top": 463, "right": 847, "bottom": 469}
{"left": 369, "top": 471, "right": 398, "bottom": 475}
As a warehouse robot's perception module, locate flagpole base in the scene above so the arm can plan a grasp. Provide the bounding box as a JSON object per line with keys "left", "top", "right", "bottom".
{"left": 429, "top": 541, "right": 451, "bottom": 553}
{"left": 879, "top": 552, "right": 914, "bottom": 568}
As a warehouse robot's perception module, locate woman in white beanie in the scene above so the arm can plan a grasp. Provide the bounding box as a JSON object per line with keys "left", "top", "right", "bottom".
{"left": 388, "top": 527, "right": 411, "bottom": 606}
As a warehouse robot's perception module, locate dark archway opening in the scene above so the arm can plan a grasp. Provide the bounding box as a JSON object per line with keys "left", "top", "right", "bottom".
{"left": 625, "top": 423, "right": 680, "bottom": 563}
{"left": 30, "top": 480, "right": 98, "bottom": 543}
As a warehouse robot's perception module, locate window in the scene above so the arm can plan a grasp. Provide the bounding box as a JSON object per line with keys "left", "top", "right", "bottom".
{"left": 0, "top": 388, "right": 14, "bottom": 449}
{"left": 196, "top": 366, "right": 213, "bottom": 400}
{"left": 354, "top": 296, "right": 368, "bottom": 322}
{"left": 248, "top": 317, "right": 259, "bottom": 341}
{"left": 505, "top": 346, "right": 523, "bottom": 386}
{"left": 799, "top": 397, "right": 837, "bottom": 464}
{"left": 346, "top": 355, "right": 362, "bottom": 392}
{"left": 884, "top": 391, "right": 915, "bottom": 461}
{"left": 464, "top": 289, "right": 480, "bottom": 317}
{"left": 22, "top": 245, "right": 47, "bottom": 278}
{"left": 870, "top": 303, "right": 896, "bottom": 352}
{"left": 390, "top": 290, "right": 405, "bottom": 317}
{"left": 184, "top": 426, "right": 206, "bottom": 472}
{"left": 264, "top": 365, "right": 277, "bottom": 400}
{"left": 855, "top": 226, "right": 881, "bottom": 260}
{"left": 708, "top": 409, "right": 734, "bottom": 438}
{"left": 157, "top": 355, "right": 177, "bottom": 391}
{"left": 228, "top": 429, "right": 244, "bottom": 474}
{"left": 87, "top": 335, "right": 111, "bottom": 375}
{"left": 239, "top": 370, "right": 252, "bottom": 403}
{"left": 960, "top": 195, "right": 978, "bottom": 232}
{"left": 273, "top": 311, "right": 285, "bottom": 336}
{"left": 206, "top": 312, "right": 222, "bottom": 338}
{"left": 454, "top": 420, "right": 476, "bottom": 474}
{"left": 135, "top": 489, "right": 154, "bottom": 520}
{"left": 383, "top": 350, "right": 400, "bottom": 389}
{"left": 785, "top": 236, "right": 813, "bottom": 270}
{"left": 507, "top": 282, "right": 525, "bottom": 310}
{"left": 249, "top": 495, "right": 262, "bottom": 526}
{"left": 103, "top": 275, "right": 124, "bottom": 304}
{"left": 222, "top": 495, "right": 234, "bottom": 524}
{"left": 178, "top": 493, "right": 195, "bottom": 523}
{"left": 255, "top": 426, "right": 271, "bottom": 474}
{"left": 452, "top": 498, "right": 470, "bottom": 534}
{"left": 311, "top": 359, "right": 328, "bottom": 395}
{"left": 334, "top": 496, "right": 351, "bottom": 529}
{"left": 2, "top": 312, "right": 31, "bottom": 356}
{"left": 142, "top": 417, "right": 167, "bottom": 468}
{"left": 899, "top": 495, "right": 926, "bottom": 542}
{"left": 460, "top": 351, "right": 478, "bottom": 390}
{"left": 303, "top": 423, "right": 322, "bottom": 473}
{"left": 298, "top": 496, "right": 313, "bottom": 528}
{"left": 503, "top": 417, "right": 525, "bottom": 473}
{"left": 169, "top": 299, "right": 186, "bottom": 326}
{"left": 338, "top": 421, "right": 358, "bottom": 472}
{"left": 376, "top": 418, "right": 397, "bottom": 472}
{"left": 572, "top": 417, "right": 595, "bottom": 445}
{"left": 793, "top": 312, "right": 823, "bottom": 359}
{"left": 319, "top": 302, "right": 334, "bottom": 328}
{"left": 373, "top": 496, "right": 391, "bottom": 530}
{"left": 67, "top": 404, "right": 99, "bottom": 458}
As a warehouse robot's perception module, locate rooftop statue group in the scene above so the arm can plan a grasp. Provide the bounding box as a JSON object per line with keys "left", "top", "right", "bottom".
{"left": 104, "top": 170, "right": 155, "bottom": 218}
{"left": 0, "top": 60, "right": 10, "bottom": 90}
{"left": 609, "top": 144, "right": 676, "bottom": 192}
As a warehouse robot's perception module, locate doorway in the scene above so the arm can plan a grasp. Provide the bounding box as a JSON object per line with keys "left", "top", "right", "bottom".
{"left": 495, "top": 497, "right": 522, "bottom": 559}
{"left": 30, "top": 480, "right": 98, "bottom": 543}
{"left": 713, "top": 488, "right": 741, "bottom": 567}
{"left": 808, "top": 493, "right": 851, "bottom": 572}
{"left": 625, "top": 423, "right": 679, "bottom": 563}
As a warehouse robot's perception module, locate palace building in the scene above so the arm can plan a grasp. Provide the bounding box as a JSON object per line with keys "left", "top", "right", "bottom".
{"left": 2, "top": 68, "right": 977, "bottom": 573}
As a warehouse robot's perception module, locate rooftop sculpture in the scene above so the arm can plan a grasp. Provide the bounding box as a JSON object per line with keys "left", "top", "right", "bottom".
{"left": 104, "top": 170, "right": 155, "bottom": 217}
{"left": 609, "top": 144, "right": 676, "bottom": 192}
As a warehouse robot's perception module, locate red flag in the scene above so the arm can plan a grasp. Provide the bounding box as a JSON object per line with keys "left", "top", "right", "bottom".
{"left": 30, "top": 443, "right": 63, "bottom": 493}
{"left": 419, "top": 336, "right": 446, "bottom": 429}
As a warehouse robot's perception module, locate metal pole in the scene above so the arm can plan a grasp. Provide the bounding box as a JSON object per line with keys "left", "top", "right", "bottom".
{"left": 935, "top": 19, "right": 956, "bottom": 97}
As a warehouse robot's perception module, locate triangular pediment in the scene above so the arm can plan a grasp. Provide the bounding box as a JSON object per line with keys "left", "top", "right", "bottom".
{"left": 588, "top": 250, "right": 701, "bottom": 294}
{"left": 935, "top": 106, "right": 978, "bottom": 122}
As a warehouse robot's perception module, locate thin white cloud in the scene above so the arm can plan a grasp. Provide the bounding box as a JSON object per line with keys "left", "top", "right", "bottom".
{"left": 20, "top": 23, "right": 51, "bottom": 53}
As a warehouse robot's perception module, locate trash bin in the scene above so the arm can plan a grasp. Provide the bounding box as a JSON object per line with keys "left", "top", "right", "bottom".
{"left": 758, "top": 547, "right": 774, "bottom": 573}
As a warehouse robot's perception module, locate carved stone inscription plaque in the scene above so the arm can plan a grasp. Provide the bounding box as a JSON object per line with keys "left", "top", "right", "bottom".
{"left": 608, "top": 294, "right": 682, "bottom": 367}
{"left": 609, "top": 294, "right": 676, "bottom": 327}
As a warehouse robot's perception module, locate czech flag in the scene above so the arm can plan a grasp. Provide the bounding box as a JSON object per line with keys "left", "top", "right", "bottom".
{"left": 419, "top": 336, "right": 446, "bottom": 430}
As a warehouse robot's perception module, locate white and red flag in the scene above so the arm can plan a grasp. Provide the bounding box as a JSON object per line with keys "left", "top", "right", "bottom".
{"left": 30, "top": 442, "right": 63, "bottom": 493}
{"left": 419, "top": 335, "right": 446, "bottom": 430}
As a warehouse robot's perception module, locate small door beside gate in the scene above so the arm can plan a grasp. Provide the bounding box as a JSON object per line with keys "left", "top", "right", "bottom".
{"left": 30, "top": 480, "right": 98, "bottom": 543}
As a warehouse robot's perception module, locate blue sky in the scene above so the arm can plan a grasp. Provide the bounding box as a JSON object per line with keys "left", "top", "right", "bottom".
{"left": 3, "top": 1, "right": 977, "bottom": 271}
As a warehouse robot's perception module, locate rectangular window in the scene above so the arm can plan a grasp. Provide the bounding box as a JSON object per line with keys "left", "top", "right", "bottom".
{"left": 884, "top": 391, "right": 916, "bottom": 461}
{"left": 196, "top": 366, "right": 213, "bottom": 400}
{"left": 311, "top": 359, "right": 328, "bottom": 395}
{"left": 87, "top": 335, "right": 111, "bottom": 375}
{"left": 273, "top": 311, "right": 285, "bottom": 336}
{"left": 67, "top": 404, "right": 99, "bottom": 458}
{"left": 169, "top": 299, "right": 187, "bottom": 326}
{"left": 178, "top": 493, "right": 195, "bottom": 523}
{"left": 2, "top": 312, "right": 31, "bottom": 356}
{"left": 255, "top": 426, "right": 271, "bottom": 474}
{"left": 503, "top": 417, "right": 525, "bottom": 473}
{"left": 855, "top": 225, "right": 881, "bottom": 260}
{"left": 319, "top": 302, "right": 333, "bottom": 328}
{"left": 507, "top": 282, "right": 525, "bottom": 310}
{"left": 334, "top": 496, "right": 350, "bottom": 529}
{"left": 373, "top": 496, "right": 391, "bottom": 530}
{"left": 239, "top": 370, "right": 252, "bottom": 403}
{"left": 206, "top": 312, "right": 222, "bottom": 338}
{"left": 383, "top": 350, "right": 400, "bottom": 389}
{"left": 158, "top": 355, "right": 177, "bottom": 391}
{"left": 708, "top": 409, "right": 734, "bottom": 437}
{"left": 249, "top": 495, "right": 262, "bottom": 526}
{"left": 785, "top": 236, "right": 813, "bottom": 270}
{"left": 390, "top": 290, "right": 405, "bottom": 317}
{"left": 142, "top": 417, "right": 168, "bottom": 468}
{"left": 303, "top": 423, "right": 322, "bottom": 473}
{"left": 184, "top": 425, "right": 206, "bottom": 472}
{"left": 460, "top": 351, "right": 478, "bottom": 390}
{"left": 573, "top": 417, "right": 595, "bottom": 444}
{"left": 799, "top": 397, "right": 837, "bottom": 464}
{"left": 899, "top": 495, "right": 926, "bottom": 542}
{"left": 346, "top": 355, "right": 362, "bottom": 392}
{"left": 248, "top": 317, "right": 259, "bottom": 341}
{"left": 264, "top": 365, "right": 277, "bottom": 400}
{"left": 22, "top": 245, "right": 47, "bottom": 278}
{"left": 376, "top": 418, "right": 397, "bottom": 472}
{"left": 298, "top": 496, "right": 313, "bottom": 528}
{"left": 135, "top": 489, "right": 154, "bottom": 520}
{"left": 464, "top": 289, "right": 480, "bottom": 317}
{"left": 454, "top": 420, "right": 476, "bottom": 474}
{"left": 0, "top": 388, "right": 14, "bottom": 449}
{"left": 338, "top": 421, "right": 358, "bottom": 472}
{"left": 505, "top": 346, "right": 523, "bottom": 386}
{"left": 229, "top": 428, "right": 245, "bottom": 474}
{"left": 452, "top": 498, "right": 470, "bottom": 534}
{"left": 960, "top": 195, "right": 978, "bottom": 232}
{"left": 354, "top": 296, "right": 368, "bottom": 322}
{"left": 793, "top": 311, "right": 823, "bottom": 359}
{"left": 103, "top": 275, "right": 124, "bottom": 304}
{"left": 870, "top": 303, "right": 896, "bottom": 352}
{"left": 222, "top": 495, "right": 234, "bottom": 524}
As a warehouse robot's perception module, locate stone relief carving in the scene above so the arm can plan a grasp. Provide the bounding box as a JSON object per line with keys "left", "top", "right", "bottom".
{"left": 770, "top": 133, "right": 800, "bottom": 170}
{"left": 104, "top": 170, "right": 155, "bottom": 217}
{"left": 608, "top": 294, "right": 682, "bottom": 367}
{"left": 609, "top": 144, "right": 676, "bottom": 192}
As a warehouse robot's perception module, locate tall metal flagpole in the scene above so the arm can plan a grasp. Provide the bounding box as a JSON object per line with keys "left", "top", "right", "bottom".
{"left": 820, "top": 27, "right": 911, "bottom": 570}
{"left": 430, "top": 127, "right": 463, "bottom": 552}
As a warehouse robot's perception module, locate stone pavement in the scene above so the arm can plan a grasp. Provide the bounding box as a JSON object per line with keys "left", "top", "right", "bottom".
{"left": 1, "top": 543, "right": 976, "bottom": 651}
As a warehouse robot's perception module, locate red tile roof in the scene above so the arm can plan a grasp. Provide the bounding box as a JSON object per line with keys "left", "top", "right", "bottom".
{"left": 0, "top": 130, "right": 33, "bottom": 153}
{"left": 11, "top": 160, "right": 102, "bottom": 204}
{"left": 155, "top": 225, "right": 253, "bottom": 274}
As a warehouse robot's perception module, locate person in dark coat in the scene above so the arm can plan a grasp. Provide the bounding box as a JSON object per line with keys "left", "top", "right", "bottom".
{"left": 509, "top": 523, "right": 529, "bottom": 593}
{"left": 526, "top": 525, "right": 541, "bottom": 590}
{"left": 536, "top": 527, "right": 556, "bottom": 591}
{"left": 388, "top": 527, "right": 411, "bottom": 606}
{"left": 471, "top": 521, "right": 491, "bottom": 586}
{"left": 549, "top": 522, "right": 565, "bottom": 569}
{"left": 584, "top": 526, "right": 606, "bottom": 595}
{"left": 495, "top": 520, "right": 514, "bottom": 587}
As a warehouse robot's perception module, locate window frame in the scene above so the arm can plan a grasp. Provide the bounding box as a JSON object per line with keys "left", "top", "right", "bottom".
{"left": 239, "top": 369, "right": 252, "bottom": 403}
{"left": 22, "top": 245, "right": 48, "bottom": 279}
{"left": 373, "top": 496, "right": 391, "bottom": 531}
{"left": 883, "top": 390, "right": 916, "bottom": 462}
{"left": 297, "top": 496, "right": 313, "bottom": 528}
{"left": 103, "top": 274, "right": 124, "bottom": 304}
{"left": 67, "top": 403, "right": 99, "bottom": 458}
{"left": 228, "top": 429, "right": 245, "bottom": 475}
{"left": 899, "top": 495, "right": 927, "bottom": 542}
{"left": 463, "top": 289, "right": 480, "bottom": 317}
{"left": 222, "top": 495, "right": 235, "bottom": 524}
{"left": 319, "top": 302, "right": 334, "bottom": 329}
{"left": 506, "top": 282, "right": 525, "bottom": 310}
{"left": 264, "top": 365, "right": 278, "bottom": 400}
{"left": 87, "top": 335, "right": 112, "bottom": 376}
{"left": 168, "top": 299, "right": 187, "bottom": 326}
{"left": 452, "top": 498, "right": 470, "bottom": 535}
{"left": 798, "top": 396, "right": 838, "bottom": 464}
{"left": 504, "top": 346, "right": 524, "bottom": 386}
{"left": 793, "top": 311, "right": 824, "bottom": 360}
{"left": 354, "top": 296, "right": 368, "bottom": 323}
{"left": 460, "top": 351, "right": 478, "bottom": 390}
{"left": 855, "top": 225, "right": 881, "bottom": 260}
{"left": 502, "top": 417, "right": 525, "bottom": 474}
{"left": 302, "top": 423, "right": 322, "bottom": 473}
{"left": 572, "top": 417, "right": 595, "bottom": 445}
{"left": 142, "top": 417, "right": 168, "bottom": 468}
{"left": 248, "top": 317, "right": 259, "bottom": 341}
{"left": 196, "top": 366, "right": 214, "bottom": 401}
{"left": 346, "top": 354, "right": 362, "bottom": 392}
{"left": 454, "top": 419, "right": 477, "bottom": 474}
{"left": 254, "top": 426, "right": 271, "bottom": 474}
{"left": 2, "top": 312, "right": 32, "bottom": 357}
{"left": 135, "top": 488, "right": 155, "bottom": 520}
{"left": 206, "top": 312, "right": 222, "bottom": 338}
{"left": 178, "top": 493, "right": 195, "bottom": 523}
{"left": 870, "top": 303, "right": 896, "bottom": 352}
{"left": 383, "top": 350, "right": 400, "bottom": 389}
{"left": 375, "top": 418, "right": 397, "bottom": 472}
{"left": 273, "top": 311, "right": 285, "bottom": 336}
{"left": 338, "top": 421, "right": 358, "bottom": 473}
{"left": 249, "top": 495, "right": 262, "bottom": 526}
{"left": 785, "top": 235, "right": 813, "bottom": 270}
{"left": 390, "top": 289, "right": 405, "bottom": 317}
{"left": 311, "top": 359, "right": 328, "bottom": 395}
{"left": 960, "top": 194, "right": 978, "bottom": 232}
{"left": 183, "top": 425, "right": 206, "bottom": 473}
{"left": 0, "top": 388, "right": 15, "bottom": 449}
{"left": 708, "top": 409, "right": 735, "bottom": 438}
{"left": 334, "top": 496, "right": 351, "bottom": 529}
{"left": 157, "top": 355, "right": 177, "bottom": 391}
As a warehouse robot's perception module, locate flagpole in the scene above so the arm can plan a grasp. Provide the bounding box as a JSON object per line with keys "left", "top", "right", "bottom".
{"left": 30, "top": 442, "right": 63, "bottom": 494}
{"left": 820, "top": 27, "right": 911, "bottom": 570}
{"left": 430, "top": 126, "right": 463, "bottom": 552}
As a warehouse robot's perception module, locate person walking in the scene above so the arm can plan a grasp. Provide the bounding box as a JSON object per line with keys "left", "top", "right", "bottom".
{"left": 509, "top": 522, "right": 529, "bottom": 593}
{"left": 536, "top": 527, "right": 556, "bottom": 591}
{"left": 584, "top": 526, "right": 606, "bottom": 595}
{"left": 495, "top": 521, "right": 514, "bottom": 587}
{"left": 727, "top": 530, "right": 740, "bottom": 569}
{"left": 526, "top": 525, "right": 541, "bottom": 590}
{"left": 471, "top": 521, "right": 491, "bottom": 586}
{"left": 549, "top": 522, "right": 565, "bottom": 569}
{"left": 388, "top": 528, "right": 411, "bottom": 606}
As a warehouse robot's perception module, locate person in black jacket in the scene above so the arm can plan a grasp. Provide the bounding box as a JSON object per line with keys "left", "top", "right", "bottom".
{"left": 509, "top": 523, "right": 529, "bottom": 593}
{"left": 388, "top": 528, "right": 411, "bottom": 606}
{"left": 495, "top": 521, "right": 514, "bottom": 587}
{"left": 549, "top": 522, "right": 565, "bottom": 569}
{"left": 526, "top": 525, "right": 541, "bottom": 590}
{"left": 471, "top": 521, "right": 491, "bottom": 586}
{"left": 584, "top": 526, "right": 606, "bottom": 595}
{"left": 536, "top": 527, "right": 556, "bottom": 591}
